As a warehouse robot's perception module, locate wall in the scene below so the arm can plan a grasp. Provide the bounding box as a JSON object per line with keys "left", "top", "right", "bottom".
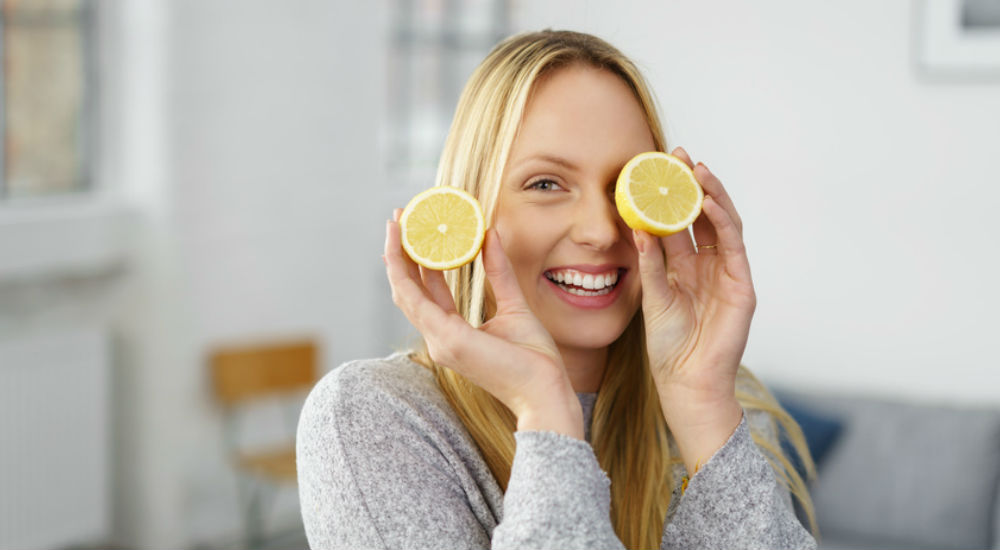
{"left": 105, "top": 0, "right": 390, "bottom": 547}
{"left": 512, "top": 0, "right": 1000, "bottom": 405}
{"left": 166, "top": 0, "right": 389, "bottom": 545}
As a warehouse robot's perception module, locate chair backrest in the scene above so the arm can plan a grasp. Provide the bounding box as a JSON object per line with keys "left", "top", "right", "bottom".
{"left": 209, "top": 339, "right": 318, "bottom": 407}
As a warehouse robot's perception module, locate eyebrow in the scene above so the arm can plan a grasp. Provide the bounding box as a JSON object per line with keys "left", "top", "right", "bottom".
{"left": 517, "top": 153, "right": 581, "bottom": 172}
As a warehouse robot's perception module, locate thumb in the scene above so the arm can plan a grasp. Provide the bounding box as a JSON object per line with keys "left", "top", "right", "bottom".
{"left": 483, "top": 228, "right": 530, "bottom": 313}
{"left": 634, "top": 229, "right": 674, "bottom": 310}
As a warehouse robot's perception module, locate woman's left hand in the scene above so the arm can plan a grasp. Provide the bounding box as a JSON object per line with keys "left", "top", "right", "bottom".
{"left": 633, "top": 146, "right": 756, "bottom": 473}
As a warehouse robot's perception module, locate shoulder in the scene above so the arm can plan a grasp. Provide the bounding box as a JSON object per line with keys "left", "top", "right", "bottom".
{"left": 300, "top": 351, "right": 452, "bottom": 430}
{"left": 296, "top": 351, "right": 473, "bottom": 485}
{"left": 297, "top": 353, "right": 502, "bottom": 549}
{"left": 309, "top": 351, "right": 441, "bottom": 402}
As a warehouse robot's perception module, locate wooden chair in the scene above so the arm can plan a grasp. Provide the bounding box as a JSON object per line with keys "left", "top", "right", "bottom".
{"left": 209, "top": 338, "right": 319, "bottom": 547}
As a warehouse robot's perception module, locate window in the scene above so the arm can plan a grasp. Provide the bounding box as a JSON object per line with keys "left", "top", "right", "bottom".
{"left": 0, "top": 0, "right": 95, "bottom": 199}
{"left": 387, "top": 0, "right": 510, "bottom": 189}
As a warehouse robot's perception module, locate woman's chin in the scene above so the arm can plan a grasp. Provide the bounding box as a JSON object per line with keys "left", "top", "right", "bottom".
{"left": 550, "top": 323, "right": 628, "bottom": 353}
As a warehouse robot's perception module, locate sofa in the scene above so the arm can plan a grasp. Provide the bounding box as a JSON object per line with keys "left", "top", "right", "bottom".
{"left": 771, "top": 386, "right": 1000, "bottom": 550}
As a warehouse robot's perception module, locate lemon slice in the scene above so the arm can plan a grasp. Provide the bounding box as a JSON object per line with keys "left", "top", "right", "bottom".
{"left": 615, "top": 152, "right": 704, "bottom": 236}
{"left": 400, "top": 186, "right": 486, "bottom": 270}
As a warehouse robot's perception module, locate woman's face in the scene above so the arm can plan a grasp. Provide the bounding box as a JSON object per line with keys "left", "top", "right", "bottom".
{"left": 494, "top": 64, "right": 654, "bottom": 360}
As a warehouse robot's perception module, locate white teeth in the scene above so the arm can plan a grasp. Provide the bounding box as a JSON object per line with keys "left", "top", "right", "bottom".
{"left": 564, "top": 286, "right": 613, "bottom": 296}
{"left": 545, "top": 268, "right": 621, "bottom": 292}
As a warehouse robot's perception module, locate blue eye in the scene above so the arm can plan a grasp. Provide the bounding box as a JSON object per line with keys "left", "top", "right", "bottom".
{"left": 527, "top": 179, "right": 562, "bottom": 191}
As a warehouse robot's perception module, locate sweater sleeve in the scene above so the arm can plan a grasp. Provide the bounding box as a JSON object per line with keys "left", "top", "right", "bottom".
{"left": 660, "top": 411, "right": 817, "bottom": 550}
{"left": 492, "top": 430, "right": 625, "bottom": 549}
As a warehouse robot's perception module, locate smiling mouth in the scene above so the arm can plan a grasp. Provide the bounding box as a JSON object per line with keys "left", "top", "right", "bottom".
{"left": 543, "top": 268, "right": 624, "bottom": 297}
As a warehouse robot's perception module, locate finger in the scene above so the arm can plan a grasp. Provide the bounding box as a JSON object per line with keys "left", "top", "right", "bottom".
{"left": 384, "top": 218, "right": 427, "bottom": 306}
{"left": 694, "top": 163, "right": 742, "bottom": 234}
{"left": 385, "top": 219, "right": 451, "bottom": 330}
{"left": 670, "top": 146, "right": 695, "bottom": 169}
{"left": 659, "top": 207, "right": 695, "bottom": 265}
{"left": 390, "top": 208, "right": 422, "bottom": 281}
{"left": 668, "top": 147, "right": 714, "bottom": 250}
{"left": 701, "top": 196, "right": 752, "bottom": 281}
{"left": 420, "top": 265, "right": 458, "bottom": 314}
{"left": 482, "top": 228, "right": 530, "bottom": 313}
{"left": 660, "top": 227, "right": 697, "bottom": 261}
{"left": 634, "top": 229, "right": 676, "bottom": 309}
{"left": 691, "top": 210, "right": 719, "bottom": 252}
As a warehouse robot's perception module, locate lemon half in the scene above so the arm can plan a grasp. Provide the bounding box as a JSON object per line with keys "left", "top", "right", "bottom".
{"left": 400, "top": 186, "right": 485, "bottom": 270}
{"left": 615, "top": 152, "right": 704, "bottom": 236}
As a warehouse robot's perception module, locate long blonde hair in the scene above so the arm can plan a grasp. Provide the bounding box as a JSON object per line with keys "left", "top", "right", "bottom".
{"left": 410, "top": 30, "right": 817, "bottom": 548}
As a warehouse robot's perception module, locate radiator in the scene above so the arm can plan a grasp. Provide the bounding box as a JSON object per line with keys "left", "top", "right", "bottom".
{"left": 0, "top": 329, "right": 110, "bottom": 548}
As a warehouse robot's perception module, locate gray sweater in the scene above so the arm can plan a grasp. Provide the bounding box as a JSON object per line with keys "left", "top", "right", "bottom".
{"left": 296, "top": 352, "right": 816, "bottom": 549}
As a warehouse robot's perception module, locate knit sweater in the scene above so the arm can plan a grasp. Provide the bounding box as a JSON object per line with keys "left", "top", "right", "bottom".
{"left": 296, "top": 352, "right": 816, "bottom": 549}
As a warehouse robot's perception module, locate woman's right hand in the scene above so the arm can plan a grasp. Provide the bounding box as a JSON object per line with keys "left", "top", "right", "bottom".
{"left": 384, "top": 209, "right": 584, "bottom": 438}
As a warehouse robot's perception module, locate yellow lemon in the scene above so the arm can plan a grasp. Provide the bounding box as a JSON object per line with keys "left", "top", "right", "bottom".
{"left": 400, "top": 186, "right": 485, "bottom": 270}
{"left": 615, "top": 152, "right": 704, "bottom": 236}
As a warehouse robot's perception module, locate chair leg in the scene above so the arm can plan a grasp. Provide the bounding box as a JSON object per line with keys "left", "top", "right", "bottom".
{"left": 239, "top": 474, "right": 282, "bottom": 548}
{"left": 238, "top": 474, "right": 265, "bottom": 548}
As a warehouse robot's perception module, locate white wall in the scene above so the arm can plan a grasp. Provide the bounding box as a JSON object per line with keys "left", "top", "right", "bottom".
{"left": 512, "top": 0, "right": 1000, "bottom": 406}
{"left": 165, "top": 0, "right": 389, "bottom": 546}
{"left": 105, "top": 0, "right": 391, "bottom": 547}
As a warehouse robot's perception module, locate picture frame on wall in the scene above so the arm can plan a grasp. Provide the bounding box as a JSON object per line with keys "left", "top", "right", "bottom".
{"left": 916, "top": 0, "right": 1000, "bottom": 79}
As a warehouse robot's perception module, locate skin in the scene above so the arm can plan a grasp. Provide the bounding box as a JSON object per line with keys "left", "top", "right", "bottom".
{"left": 384, "top": 64, "right": 755, "bottom": 475}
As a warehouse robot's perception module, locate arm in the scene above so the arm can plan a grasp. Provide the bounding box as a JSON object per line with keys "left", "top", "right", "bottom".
{"left": 494, "top": 430, "right": 625, "bottom": 550}
{"left": 660, "top": 411, "right": 816, "bottom": 550}
{"left": 632, "top": 148, "right": 815, "bottom": 549}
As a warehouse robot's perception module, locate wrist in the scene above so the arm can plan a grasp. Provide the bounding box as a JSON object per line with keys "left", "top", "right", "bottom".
{"left": 656, "top": 379, "right": 737, "bottom": 419}
{"left": 657, "top": 385, "right": 743, "bottom": 476}
{"left": 514, "top": 384, "right": 585, "bottom": 440}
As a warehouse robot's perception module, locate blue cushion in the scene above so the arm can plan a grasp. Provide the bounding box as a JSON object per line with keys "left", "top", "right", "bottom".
{"left": 774, "top": 392, "right": 844, "bottom": 479}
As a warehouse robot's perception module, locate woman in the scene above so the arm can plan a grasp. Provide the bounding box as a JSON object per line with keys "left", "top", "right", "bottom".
{"left": 298, "top": 30, "right": 817, "bottom": 549}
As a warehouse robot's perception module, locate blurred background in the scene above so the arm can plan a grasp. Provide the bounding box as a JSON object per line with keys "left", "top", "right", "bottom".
{"left": 0, "top": 0, "right": 998, "bottom": 549}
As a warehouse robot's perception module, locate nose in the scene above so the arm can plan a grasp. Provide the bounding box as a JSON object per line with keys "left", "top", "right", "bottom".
{"left": 570, "top": 186, "right": 622, "bottom": 251}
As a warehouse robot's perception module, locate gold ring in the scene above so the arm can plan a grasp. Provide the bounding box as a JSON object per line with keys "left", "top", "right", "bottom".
{"left": 697, "top": 244, "right": 719, "bottom": 249}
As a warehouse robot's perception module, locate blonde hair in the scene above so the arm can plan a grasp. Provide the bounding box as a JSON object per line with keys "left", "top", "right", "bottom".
{"left": 410, "top": 29, "right": 818, "bottom": 548}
